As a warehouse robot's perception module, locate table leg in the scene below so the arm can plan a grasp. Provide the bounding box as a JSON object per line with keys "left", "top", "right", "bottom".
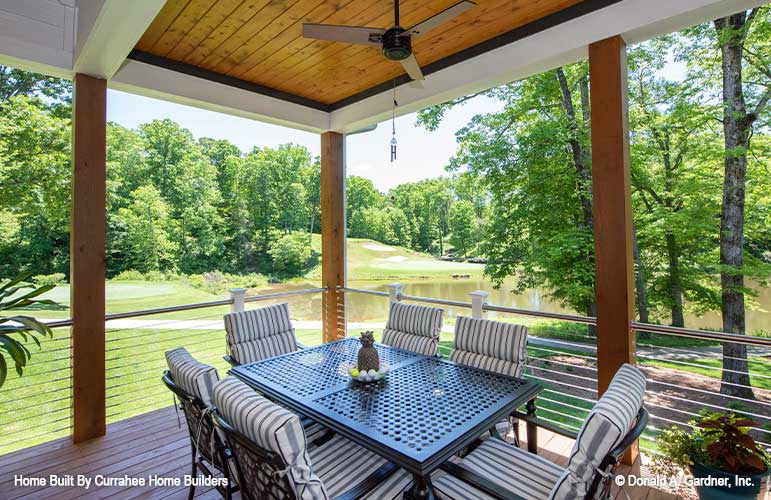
{"left": 526, "top": 397, "right": 538, "bottom": 454}
{"left": 404, "top": 473, "right": 436, "bottom": 500}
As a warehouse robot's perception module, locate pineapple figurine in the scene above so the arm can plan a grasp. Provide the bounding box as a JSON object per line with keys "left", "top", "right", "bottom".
{"left": 357, "top": 331, "right": 379, "bottom": 373}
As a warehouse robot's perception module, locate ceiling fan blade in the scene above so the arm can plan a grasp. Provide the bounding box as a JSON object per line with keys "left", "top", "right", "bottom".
{"left": 406, "top": 1, "right": 476, "bottom": 37}
{"left": 400, "top": 53, "right": 425, "bottom": 81}
{"left": 302, "top": 24, "right": 385, "bottom": 46}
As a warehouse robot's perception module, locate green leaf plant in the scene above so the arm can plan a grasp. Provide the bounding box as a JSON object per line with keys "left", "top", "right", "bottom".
{"left": 0, "top": 273, "right": 56, "bottom": 386}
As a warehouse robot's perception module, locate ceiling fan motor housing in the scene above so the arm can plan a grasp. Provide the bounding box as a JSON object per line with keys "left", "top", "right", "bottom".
{"left": 382, "top": 27, "right": 411, "bottom": 61}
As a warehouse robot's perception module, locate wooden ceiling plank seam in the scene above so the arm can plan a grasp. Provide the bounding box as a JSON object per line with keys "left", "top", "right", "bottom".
{"left": 280, "top": 0, "right": 453, "bottom": 97}
{"left": 135, "top": 0, "right": 193, "bottom": 51}
{"left": 255, "top": 0, "right": 405, "bottom": 89}
{"left": 233, "top": 0, "right": 366, "bottom": 82}
{"left": 151, "top": 0, "right": 220, "bottom": 57}
{"left": 184, "top": 0, "right": 274, "bottom": 67}
{"left": 218, "top": 0, "right": 330, "bottom": 77}
{"left": 298, "top": 0, "right": 562, "bottom": 100}
{"left": 243, "top": 0, "right": 389, "bottom": 87}
{"left": 201, "top": 1, "right": 303, "bottom": 72}
{"left": 255, "top": 0, "right": 448, "bottom": 89}
{"left": 328, "top": 0, "right": 623, "bottom": 110}
{"left": 166, "top": 0, "right": 247, "bottom": 62}
{"left": 294, "top": 0, "right": 581, "bottom": 102}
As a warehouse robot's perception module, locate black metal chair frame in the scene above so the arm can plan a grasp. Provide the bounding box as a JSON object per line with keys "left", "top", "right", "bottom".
{"left": 162, "top": 371, "right": 239, "bottom": 500}
{"left": 211, "top": 408, "right": 398, "bottom": 500}
{"left": 441, "top": 407, "right": 649, "bottom": 500}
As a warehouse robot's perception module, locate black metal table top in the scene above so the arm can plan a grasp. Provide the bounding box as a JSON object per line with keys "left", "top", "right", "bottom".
{"left": 230, "top": 337, "right": 542, "bottom": 474}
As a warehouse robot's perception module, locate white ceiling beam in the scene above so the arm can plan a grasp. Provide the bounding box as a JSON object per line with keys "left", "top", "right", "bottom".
{"left": 110, "top": 59, "right": 330, "bottom": 134}
{"left": 73, "top": 0, "right": 166, "bottom": 78}
{"left": 329, "top": 0, "right": 766, "bottom": 133}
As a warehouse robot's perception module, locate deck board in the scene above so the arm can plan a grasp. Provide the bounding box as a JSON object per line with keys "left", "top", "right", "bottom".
{"left": 0, "top": 406, "right": 682, "bottom": 499}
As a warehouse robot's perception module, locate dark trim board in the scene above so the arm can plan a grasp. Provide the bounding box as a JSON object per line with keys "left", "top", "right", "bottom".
{"left": 128, "top": 0, "right": 623, "bottom": 114}
{"left": 126, "top": 49, "right": 332, "bottom": 112}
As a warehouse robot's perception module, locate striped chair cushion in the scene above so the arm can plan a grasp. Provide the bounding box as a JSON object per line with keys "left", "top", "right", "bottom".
{"left": 224, "top": 303, "right": 297, "bottom": 364}
{"left": 361, "top": 468, "right": 479, "bottom": 500}
{"left": 213, "top": 377, "right": 327, "bottom": 500}
{"left": 382, "top": 302, "right": 443, "bottom": 356}
{"left": 450, "top": 316, "right": 528, "bottom": 377}
{"left": 550, "top": 364, "right": 647, "bottom": 500}
{"left": 309, "top": 434, "right": 389, "bottom": 498}
{"left": 460, "top": 438, "right": 563, "bottom": 500}
{"left": 164, "top": 347, "right": 219, "bottom": 406}
{"left": 433, "top": 474, "right": 497, "bottom": 500}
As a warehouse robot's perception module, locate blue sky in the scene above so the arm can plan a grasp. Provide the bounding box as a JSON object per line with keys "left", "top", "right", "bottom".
{"left": 106, "top": 89, "right": 500, "bottom": 192}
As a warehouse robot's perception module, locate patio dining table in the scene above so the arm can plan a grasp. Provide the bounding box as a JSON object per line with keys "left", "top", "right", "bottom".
{"left": 230, "top": 337, "right": 543, "bottom": 500}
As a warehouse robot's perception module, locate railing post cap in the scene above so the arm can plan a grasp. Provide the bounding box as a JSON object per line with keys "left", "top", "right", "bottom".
{"left": 470, "top": 290, "right": 489, "bottom": 297}
{"left": 230, "top": 288, "right": 247, "bottom": 294}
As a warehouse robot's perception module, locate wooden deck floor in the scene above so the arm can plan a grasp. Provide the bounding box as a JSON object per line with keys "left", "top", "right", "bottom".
{"left": 0, "top": 406, "right": 680, "bottom": 500}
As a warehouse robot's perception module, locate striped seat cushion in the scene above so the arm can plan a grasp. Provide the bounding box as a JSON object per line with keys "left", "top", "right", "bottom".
{"left": 213, "top": 377, "right": 326, "bottom": 500}
{"left": 450, "top": 316, "right": 528, "bottom": 377}
{"left": 164, "top": 347, "right": 219, "bottom": 406}
{"left": 433, "top": 474, "right": 497, "bottom": 500}
{"left": 309, "top": 434, "right": 389, "bottom": 498}
{"left": 381, "top": 302, "right": 443, "bottom": 356}
{"left": 224, "top": 303, "right": 297, "bottom": 364}
{"left": 458, "top": 438, "right": 563, "bottom": 500}
{"left": 550, "top": 364, "right": 647, "bottom": 500}
{"left": 361, "top": 468, "right": 479, "bottom": 500}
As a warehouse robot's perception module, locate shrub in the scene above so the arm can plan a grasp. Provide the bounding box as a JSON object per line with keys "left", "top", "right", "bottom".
{"left": 269, "top": 232, "right": 311, "bottom": 275}
{"left": 113, "top": 270, "right": 146, "bottom": 281}
{"left": 31, "top": 273, "right": 66, "bottom": 287}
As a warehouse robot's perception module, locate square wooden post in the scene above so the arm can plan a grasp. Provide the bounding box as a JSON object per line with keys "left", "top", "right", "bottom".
{"left": 321, "top": 132, "right": 346, "bottom": 343}
{"left": 589, "top": 35, "right": 638, "bottom": 462}
{"left": 71, "top": 74, "right": 107, "bottom": 443}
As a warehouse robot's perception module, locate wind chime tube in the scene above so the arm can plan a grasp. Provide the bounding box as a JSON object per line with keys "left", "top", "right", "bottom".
{"left": 391, "top": 80, "right": 398, "bottom": 162}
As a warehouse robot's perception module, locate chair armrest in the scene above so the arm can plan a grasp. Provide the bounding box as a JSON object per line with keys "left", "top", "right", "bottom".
{"left": 223, "top": 355, "right": 239, "bottom": 367}
{"left": 511, "top": 411, "right": 579, "bottom": 440}
{"left": 440, "top": 462, "right": 528, "bottom": 500}
{"left": 608, "top": 408, "right": 648, "bottom": 463}
{"left": 296, "top": 341, "right": 307, "bottom": 350}
{"left": 332, "top": 461, "right": 398, "bottom": 500}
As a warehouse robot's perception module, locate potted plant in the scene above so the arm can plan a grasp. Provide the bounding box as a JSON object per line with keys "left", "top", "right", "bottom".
{"left": 0, "top": 273, "right": 55, "bottom": 387}
{"left": 652, "top": 412, "right": 771, "bottom": 499}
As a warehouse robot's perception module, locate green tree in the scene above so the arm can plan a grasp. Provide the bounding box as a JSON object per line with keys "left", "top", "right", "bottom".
{"left": 269, "top": 232, "right": 311, "bottom": 275}
{"left": 448, "top": 200, "right": 475, "bottom": 258}
{"left": 419, "top": 64, "right": 597, "bottom": 318}
{"left": 112, "top": 186, "right": 177, "bottom": 273}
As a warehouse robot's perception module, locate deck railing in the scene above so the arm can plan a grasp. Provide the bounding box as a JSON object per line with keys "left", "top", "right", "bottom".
{"left": 0, "top": 287, "right": 326, "bottom": 455}
{"left": 2, "top": 283, "right": 770, "bottom": 461}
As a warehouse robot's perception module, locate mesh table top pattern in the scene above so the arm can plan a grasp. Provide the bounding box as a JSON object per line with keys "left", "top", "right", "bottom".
{"left": 230, "top": 337, "right": 541, "bottom": 472}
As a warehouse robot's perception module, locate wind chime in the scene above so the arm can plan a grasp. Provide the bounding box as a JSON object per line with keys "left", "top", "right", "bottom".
{"left": 390, "top": 80, "right": 398, "bottom": 162}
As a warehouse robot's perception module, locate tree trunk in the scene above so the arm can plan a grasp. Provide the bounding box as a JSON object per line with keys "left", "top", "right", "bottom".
{"left": 665, "top": 232, "right": 685, "bottom": 328}
{"left": 632, "top": 226, "right": 650, "bottom": 338}
{"left": 715, "top": 14, "right": 754, "bottom": 399}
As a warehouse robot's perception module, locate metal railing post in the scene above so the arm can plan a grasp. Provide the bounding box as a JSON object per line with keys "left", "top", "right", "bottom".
{"left": 470, "top": 290, "right": 489, "bottom": 319}
{"left": 387, "top": 283, "right": 403, "bottom": 303}
{"left": 230, "top": 288, "right": 246, "bottom": 313}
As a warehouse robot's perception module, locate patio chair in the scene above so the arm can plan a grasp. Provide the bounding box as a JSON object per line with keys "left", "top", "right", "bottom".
{"left": 223, "top": 302, "right": 303, "bottom": 366}
{"left": 163, "top": 348, "right": 238, "bottom": 500}
{"left": 432, "top": 363, "right": 649, "bottom": 500}
{"left": 381, "top": 301, "right": 444, "bottom": 356}
{"left": 450, "top": 316, "right": 528, "bottom": 442}
{"left": 211, "top": 377, "right": 404, "bottom": 500}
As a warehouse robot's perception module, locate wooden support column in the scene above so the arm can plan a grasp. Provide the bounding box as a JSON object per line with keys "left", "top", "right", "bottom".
{"left": 589, "top": 36, "right": 638, "bottom": 463}
{"left": 71, "top": 74, "right": 107, "bottom": 443}
{"left": 321, "top": 132, "right": 346, "bottom": 343}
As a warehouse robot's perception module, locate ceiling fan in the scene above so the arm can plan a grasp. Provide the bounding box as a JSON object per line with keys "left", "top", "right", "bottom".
{"left": 302, "top": 0, "right": 476, "bottom": 81}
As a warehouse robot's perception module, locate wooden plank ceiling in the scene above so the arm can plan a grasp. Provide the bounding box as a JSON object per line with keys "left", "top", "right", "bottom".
{"left": 135, "top": 0, "right": 583, "bottom": 106}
